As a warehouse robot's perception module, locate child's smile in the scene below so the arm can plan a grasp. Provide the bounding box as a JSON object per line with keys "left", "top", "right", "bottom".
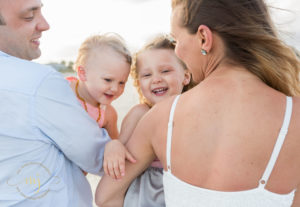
{"left": 152, "top": 87, "right": 169, "bottom": 96}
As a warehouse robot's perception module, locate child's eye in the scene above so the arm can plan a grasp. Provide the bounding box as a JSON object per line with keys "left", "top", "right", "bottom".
{"left": 119, "top": 81, "right": 125, "bottom": 85}
{"left": 162, "top": 69, "right": 170, "bottom": 73}
{"left": 104, "top": 78, "right": 112, "bottom": 82}
{"left": 142, "top": 73, "right": 151, "bottom": 77}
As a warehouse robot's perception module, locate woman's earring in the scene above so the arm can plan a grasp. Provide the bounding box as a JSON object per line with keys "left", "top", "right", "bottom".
{"left": 201, "top": 49, "right": 207, "bottom": 56}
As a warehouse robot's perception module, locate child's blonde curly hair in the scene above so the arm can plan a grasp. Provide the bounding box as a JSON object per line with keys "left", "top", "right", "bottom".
{"left": 74, "top": 33, "right": 132, "bottom": 72}
{"left": 131, "top": 34, "right": 195, "bottom": 107}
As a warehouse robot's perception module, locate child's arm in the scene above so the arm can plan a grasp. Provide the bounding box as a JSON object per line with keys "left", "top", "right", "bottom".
{"left": 119, "top": 104, "right": 150, "bottom": 144}
{"left": 96, "top": 106, "right": 157, "bottom": 207}
{"left": 102, "top": 105, "right": 119, "bottom": 139}
{"left": 103, "top": 104, "right": 149, "bottom": 179}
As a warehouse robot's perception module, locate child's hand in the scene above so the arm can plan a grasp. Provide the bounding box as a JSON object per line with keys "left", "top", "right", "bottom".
{"left": 103, "top": 139, "right": 136, "bottom": 180}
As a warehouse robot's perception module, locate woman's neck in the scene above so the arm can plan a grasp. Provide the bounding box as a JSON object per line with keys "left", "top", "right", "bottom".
{"left": 206, "top": 63, "right": 262, "bottom": 83}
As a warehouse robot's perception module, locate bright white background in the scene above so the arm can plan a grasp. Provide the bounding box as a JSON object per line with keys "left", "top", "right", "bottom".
{"left": 37, "top": 0, "right": 300, "bottom": 64}
{"left": 38, "top": 0, "right": 171, "bottom": 63}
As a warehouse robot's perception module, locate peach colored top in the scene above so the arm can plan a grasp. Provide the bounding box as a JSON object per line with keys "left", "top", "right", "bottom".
{"left": 66, "top": 76, "right": 106, "bottom": 127}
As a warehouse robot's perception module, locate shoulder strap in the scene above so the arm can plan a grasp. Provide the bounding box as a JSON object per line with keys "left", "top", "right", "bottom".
{"left": 166, "top": 95, "right": 181, "bottom": 172}
{"left": 259, "top": 96, "right": 293, "bottom": 187}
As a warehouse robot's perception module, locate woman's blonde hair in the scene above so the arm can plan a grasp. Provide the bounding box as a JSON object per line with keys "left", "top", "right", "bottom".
{"left": 131, "top": 34, "right": 195, "bottom": 107}
{"left": 172, "top": 0, "right": 300, "bottom": 96}
{"left": 74, "top": 33, "right": 132, "bottom": 71}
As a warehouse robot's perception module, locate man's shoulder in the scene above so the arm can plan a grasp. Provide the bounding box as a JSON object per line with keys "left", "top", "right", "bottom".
{"left": 0, "top": 55, "right": 61, "bottom": 94}
{"left": 1, "top": 54, "right": 56, "bottom": 75}
{"left": 13, "top": 56, "right": 55, "bottom": 74}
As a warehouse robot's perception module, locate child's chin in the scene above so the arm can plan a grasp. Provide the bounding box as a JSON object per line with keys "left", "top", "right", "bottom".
{"left": 101, "top": 99, "right": 113, "bottom": 105}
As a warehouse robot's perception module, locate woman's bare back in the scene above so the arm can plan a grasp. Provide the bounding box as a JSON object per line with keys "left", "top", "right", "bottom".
{"left": 152, "top": 69, "right": 300, "bottom": 194}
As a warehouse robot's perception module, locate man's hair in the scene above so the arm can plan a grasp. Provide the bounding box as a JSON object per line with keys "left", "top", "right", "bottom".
{"left": 0, "top": 13, "right": 6, "bottom": 25}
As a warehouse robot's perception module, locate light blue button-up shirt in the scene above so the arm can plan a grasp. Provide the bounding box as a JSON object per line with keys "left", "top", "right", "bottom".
{"left": 0, "top": 51, "right": 111, "bottom": 207}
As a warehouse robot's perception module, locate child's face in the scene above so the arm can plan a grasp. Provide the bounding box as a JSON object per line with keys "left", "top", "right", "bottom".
{"left": 83, "top": 48, "right": 130, "bottom": 105}
{"left": 137, "top": 49, "right": 190, "bottom": 105}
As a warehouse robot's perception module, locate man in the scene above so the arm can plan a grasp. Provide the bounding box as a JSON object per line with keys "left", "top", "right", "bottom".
{"left": 0, "top": 0, "right": 110, "bottom": 206}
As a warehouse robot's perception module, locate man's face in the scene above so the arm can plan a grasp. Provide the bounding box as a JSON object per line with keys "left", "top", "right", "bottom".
{"left": 0, "top": 0, "right": 49, "bottom": 60}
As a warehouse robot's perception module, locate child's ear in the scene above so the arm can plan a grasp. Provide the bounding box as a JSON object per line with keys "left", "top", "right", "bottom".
{"left": 77, "top": 66, "right": 87, "bottom": 81}
{"left": 183, "top": 71, "right": 191, "bottom": 86}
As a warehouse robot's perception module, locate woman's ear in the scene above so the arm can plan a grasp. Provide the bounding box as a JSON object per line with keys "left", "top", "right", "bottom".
{"left": 197, "top": 25, "right": 213, "bottom": 54}
{"left": 77, "top": 66, "right": 87, "bottom": 81}
{"left": 183, "top": 71, "right": 191, "bottom": 86}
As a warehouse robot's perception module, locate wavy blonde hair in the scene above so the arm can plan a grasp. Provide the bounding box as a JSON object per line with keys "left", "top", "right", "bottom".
{"left": 172, "top": 0, "right": 300, "bottom": 96}
{"left": 74, "top": 33, "right": 132, "bottom": 71}
{"left": 131, "top": 34, "right": 195, "bottom": 107}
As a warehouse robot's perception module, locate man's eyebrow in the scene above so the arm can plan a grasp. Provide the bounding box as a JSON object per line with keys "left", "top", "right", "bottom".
{"left": 20, "top": 4, "right": 43, "bottom": 14}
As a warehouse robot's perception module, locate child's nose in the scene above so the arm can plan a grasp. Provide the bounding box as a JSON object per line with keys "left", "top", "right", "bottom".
{"left": 110, "top": 83, "right": 118, "bottom": 92}
{"left": 152, "top": 75, "right": 162, "bottom": 84}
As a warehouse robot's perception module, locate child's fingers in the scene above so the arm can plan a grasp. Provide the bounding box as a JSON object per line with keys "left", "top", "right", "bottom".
{"left": 107, "top": 161, "right": 117, "bottom": 179}
{"left": 113, "top": 161, "right": 121, "bottom": 179}
{"left": 119, "top": 159, "right": 125, "bottom": 177}
{"left": 103, "top": 160, "right": 109, "bottom": 176}
{"left": 125, "top": 150, "right": 136, "bottom": 163}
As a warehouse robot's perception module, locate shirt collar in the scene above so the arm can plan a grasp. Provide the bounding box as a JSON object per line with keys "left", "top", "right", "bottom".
{"left": 0, "top": 50, "right": 11, "bottom": 57}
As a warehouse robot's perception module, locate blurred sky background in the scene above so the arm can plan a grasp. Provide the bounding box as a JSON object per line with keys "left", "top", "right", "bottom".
{"left": 37, "top": 0, "right": 300, "bottom": 64}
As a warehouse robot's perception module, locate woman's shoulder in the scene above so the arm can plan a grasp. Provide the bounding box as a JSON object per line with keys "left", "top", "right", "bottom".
{"left": 291, "top": 96, "right": 300, "bottom": 120}
{"left": 292, "top": 96, "right": 300, "bottom": 105}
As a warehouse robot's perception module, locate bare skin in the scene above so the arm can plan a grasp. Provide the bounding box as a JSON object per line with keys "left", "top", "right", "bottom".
{"left": 96, "top": 64, "right": 300, "bottom": 206}
{"left": 68, "top": 79, "right": 119, "bottom": 139}
{"left": 95, "top": 5, "right": 300, "bottom": 206}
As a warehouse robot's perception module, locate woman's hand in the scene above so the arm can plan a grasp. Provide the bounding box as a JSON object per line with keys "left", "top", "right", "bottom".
{"left": 103, "top": 139, "right": 136, "bottom": 179}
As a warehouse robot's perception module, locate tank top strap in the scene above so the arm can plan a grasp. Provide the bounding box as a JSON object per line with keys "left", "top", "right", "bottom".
{"left": 259, "top": 96, "right": 293, "bottom": 187}
{"left": 166, "top": 95, "right": 181, "bottom": 172}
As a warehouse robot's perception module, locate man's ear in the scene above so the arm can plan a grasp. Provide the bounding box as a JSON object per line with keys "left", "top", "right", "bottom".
{"left": 197, "top": 24, "right": 213, "bottom": 54}
{"left": 77, "top": 66, "right": 87, "bottom": 81}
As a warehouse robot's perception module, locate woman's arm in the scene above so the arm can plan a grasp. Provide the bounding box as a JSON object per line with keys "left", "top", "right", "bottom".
{"left": 103, "top": 105, "right": 119, "bottom": 139}
{"left": 95, "top": 108, "right": 157, "bottom": 207}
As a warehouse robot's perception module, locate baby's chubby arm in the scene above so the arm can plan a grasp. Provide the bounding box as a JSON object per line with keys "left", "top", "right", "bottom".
{"left": 102, "top": 105, "right": 119, "bottom": 139}
{"left": 96, "top": 105, "right": 156, "bottom": 207}
{"left": 119, "top": 104, "right": 150, "bottom": 144}
{"left": 103, "top": 104, "right": 150, "bottom": 179}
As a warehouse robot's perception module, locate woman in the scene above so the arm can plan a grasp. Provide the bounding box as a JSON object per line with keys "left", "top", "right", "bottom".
{"left": 96, "top": 0, "right": 300, "bottom": 206}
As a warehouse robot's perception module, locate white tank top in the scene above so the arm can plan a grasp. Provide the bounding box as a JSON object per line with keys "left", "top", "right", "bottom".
{"left": 163, "top": 95, "right": 296, "bottom": 207}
